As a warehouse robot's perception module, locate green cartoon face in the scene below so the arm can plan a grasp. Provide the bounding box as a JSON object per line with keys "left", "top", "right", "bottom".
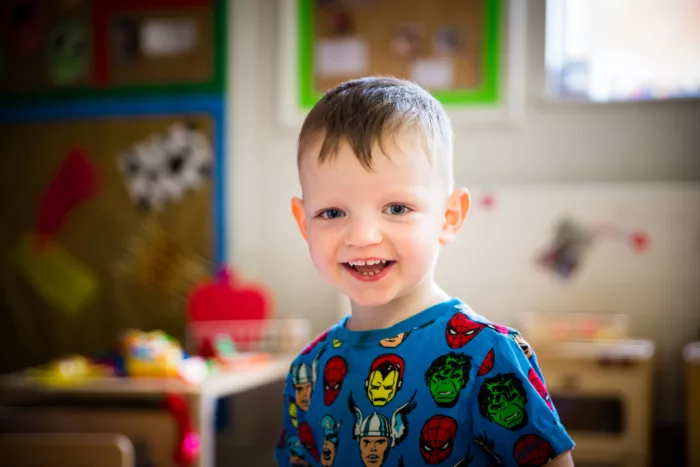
{"left": 46, "top": 20, "right": 90, "bottom": 84}
{"left": 425, "top": 352, "right": 471, "bottom": 408}
{"left": 478, "top": 373, "right": 528, "bottom": 430}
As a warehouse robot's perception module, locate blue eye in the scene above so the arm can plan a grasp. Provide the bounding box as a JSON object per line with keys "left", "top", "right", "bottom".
{"left": 319, "top": 208, "right": 345, "bottom": 220}
{"left": 384, "top": 204, "right": 410, "bottom": 216}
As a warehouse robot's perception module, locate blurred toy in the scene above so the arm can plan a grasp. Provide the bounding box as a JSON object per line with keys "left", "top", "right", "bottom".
{"left": 122, "top": 329, "right": 184, "bottom": 378}
{"left": 164, "top": 392, "right": 200, "bottom": 465}
{"left": 177, "top": 356, "right": 208, "bottom": 385}
{"left": 27, "top": 354, "right": 113, "bottom": 385}
{"left": 187, "top": 266, "right": 271, "bottom": 354}
{"left": 537, "top": 217, "right": 649, "bottom": 280}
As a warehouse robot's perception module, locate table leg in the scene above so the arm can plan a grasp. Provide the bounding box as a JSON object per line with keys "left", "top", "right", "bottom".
{"left": 188, "top": 393, "right": 217, "bottom": 467}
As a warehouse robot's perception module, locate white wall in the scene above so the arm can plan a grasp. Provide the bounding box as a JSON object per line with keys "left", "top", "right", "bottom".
{"left": 227, "top": 0, "right": 700, "bottom": 425}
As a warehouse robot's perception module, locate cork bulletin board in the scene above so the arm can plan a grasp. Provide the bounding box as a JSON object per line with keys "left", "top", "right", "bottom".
{"left": 0, "top": 97, "right": 226, "bottom": 373}
{"left": 297, "top": 0, "right": 501, "bottom": 109}
{"left": 0, "top": 0, "right": 226, "bottom": 104}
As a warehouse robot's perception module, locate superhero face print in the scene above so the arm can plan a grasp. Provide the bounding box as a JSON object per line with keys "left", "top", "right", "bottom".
{"left": 419, "top": 415, "right": 458, "bottom": 464}
{"left": 287, "top": 435, "right": 310, "bottom": 467}
{"left": 446, "top": 313, "right": 485, "bottom": 348}
{"left": 379, "top": 331, "right": 409, "bottom": 348}
{"left": 290, "top": 346, "right": 325, "bottom": 412}
{"left": 478, "top": 373, "right": 529, "bottom": 430}
{"left": 289, "top": 399, "right": 299, "bottom": 427}
{"left": 349, "top": 392, "right": 416, "bottom": 467}
{"left": 527, "top": 368, "right": 554, "bottom": 411}
{"left": 324, "top": 356, "right": 348, "bottom": 406}
{"left": 424, "top": 352, "right": 472, "bottom": 408}
{"left": 298, "top": 422, "right": 320, "bottom": 463}
{"left": 477, "top": 348, "right": 495, "bottom": 376}
{"left": 513, "top": 434, "right": 555, "bottom": 467}
{"left": 511, "top": 332, "right": 533, "bottom": 358}
{"left": 294, "top": 381, "right": 312, "bottom": 412}
{"left": 360, "top": 436, "right": 389, "bottom": 466}
{"left": 365, "top": 354, "right": 404, "bottom": 406}
{"left": 321, "top": 415, "right": 341, "bottom": 466}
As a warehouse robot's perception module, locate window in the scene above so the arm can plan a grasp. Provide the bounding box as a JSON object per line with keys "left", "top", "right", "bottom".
{"left": 545, "top": 0, "right": 700, "bottom": 102}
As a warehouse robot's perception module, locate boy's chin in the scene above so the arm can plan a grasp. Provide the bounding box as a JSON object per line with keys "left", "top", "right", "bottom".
{"left": 344, "top": 290, "right": 397, "bottom": 308}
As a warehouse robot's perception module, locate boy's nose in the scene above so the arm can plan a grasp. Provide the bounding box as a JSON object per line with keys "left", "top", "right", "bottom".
{"left": 344, "top": 219, "right": 382, "bottom": 247}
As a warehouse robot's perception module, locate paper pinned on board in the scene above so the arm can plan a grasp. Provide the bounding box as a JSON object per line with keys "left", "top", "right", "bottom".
{"left": 408, "top": 58, "right": 454, "bottom": 90}
{"left": 16, "top": 234, "right": 98, "bottom": 315}
{"left": 140, "top": 18, "right": 199, "bottom": 57}
{"left": 315, "top": 37, "right": 368, "bottom": 77}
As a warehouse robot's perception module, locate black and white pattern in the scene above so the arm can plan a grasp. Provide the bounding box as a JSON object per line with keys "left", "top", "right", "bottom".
{"left": 117, "top": 121, "right": 212, "bottom": 211}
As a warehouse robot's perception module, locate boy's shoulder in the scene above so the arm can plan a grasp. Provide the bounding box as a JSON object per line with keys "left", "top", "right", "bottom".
{"left": 287, "top": 300, "right": 533, "bottom": 369}
{"left": 287, "top": 322, "right": 339, "bottom": 371}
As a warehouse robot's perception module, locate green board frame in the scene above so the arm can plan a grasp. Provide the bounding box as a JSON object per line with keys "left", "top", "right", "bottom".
{"left": 297, "top": 0, "right": 501, "bottom": 109}
{"left": 0, "top": 0, "right": 227, "bottom": 106}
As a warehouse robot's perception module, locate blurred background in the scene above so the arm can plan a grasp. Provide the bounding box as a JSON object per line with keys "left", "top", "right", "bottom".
{"left": 0, "top": 0, "right": 699, "bottom": 466}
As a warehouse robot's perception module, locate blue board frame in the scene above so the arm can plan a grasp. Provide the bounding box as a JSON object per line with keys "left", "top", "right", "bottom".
{"left": 0, "top": 95, "right": 228, "bottom": 266}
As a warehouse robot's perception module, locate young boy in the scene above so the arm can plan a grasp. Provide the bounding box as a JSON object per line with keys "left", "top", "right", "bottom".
{"left": 275, "top": 77, "right": 575, "bottom": 467}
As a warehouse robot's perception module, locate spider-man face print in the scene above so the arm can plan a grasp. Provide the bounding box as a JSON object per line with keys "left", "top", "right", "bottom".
{"left": 528, "top": 368, "right": 554, "bottom": 411}
{"left": 298, "top": 422, "right": 320, "bottom": 462}
{"left": 323, "top": 355, "right": 347, "bottom": 406}
{"left": 513, "top": 434, "right": 555, "bottom": 467}
{"left": 477, "top": 348, "right": 495, "bottom": 376}
{"left": 446, "top": 313, "right": 485, "bottom": 348}
{"left": 419, "top": 415, "right": 458, "bottom": 464}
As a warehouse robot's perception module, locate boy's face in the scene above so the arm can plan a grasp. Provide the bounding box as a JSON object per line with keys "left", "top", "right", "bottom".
{"left": 293, "top": 133, "right": 466, "bottom": 307}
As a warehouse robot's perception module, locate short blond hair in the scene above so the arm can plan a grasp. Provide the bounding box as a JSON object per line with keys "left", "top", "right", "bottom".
{"left": 297, "top": 77, "right": 453, "bottom": 184}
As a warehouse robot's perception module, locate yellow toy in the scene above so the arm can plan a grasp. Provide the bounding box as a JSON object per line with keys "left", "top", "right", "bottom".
{"left": 122, "top": 329, "right": 184, "bottom": 378}
{"left": 27, "top": 355, "right": 113, "bottom": 385}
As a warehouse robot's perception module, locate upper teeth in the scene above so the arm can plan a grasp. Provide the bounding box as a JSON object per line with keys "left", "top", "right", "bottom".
{"left": 349, "top": 259, "right": 387, "bottom": 266}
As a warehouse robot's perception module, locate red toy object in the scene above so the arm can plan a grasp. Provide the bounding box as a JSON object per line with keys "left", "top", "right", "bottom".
{"left": 188, "top": 267, "right": 269, "bottom": 322}
{"left": 163, "top": 392, "right": 200, "bottom": 465}
{"left": 187, "top": 266, "right": 271, "bottom": 353}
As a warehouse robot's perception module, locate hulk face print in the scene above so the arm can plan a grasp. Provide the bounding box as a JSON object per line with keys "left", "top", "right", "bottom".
{"left": 478, "top": 373, "right": 528, "bottom": 430}
{"left": 424, "top": 352, "right": 471, "bottom": 408}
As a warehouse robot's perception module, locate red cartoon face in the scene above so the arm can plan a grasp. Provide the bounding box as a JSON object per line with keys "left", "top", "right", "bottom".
{"left": 527, "top": 368, "right": 554, "bottom": 411}
{"left": 420, "top": 415, "right": 458, "bottom": 464}
{"left": 446, "top": 313, "right": 485, "bottom": 348}
{"left": 477, "top": 348, "right": 495, "bottom": 376}
{"left": 298, "top": 422, "right": 320, "bottom": 463}
{"left": 323, "top": 355, "right": 347, "bottom": 406}
{"left": 513, "top": 434, "right": 555, "bottom": 467}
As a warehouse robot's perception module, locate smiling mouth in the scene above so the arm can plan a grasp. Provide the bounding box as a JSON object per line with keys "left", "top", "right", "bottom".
{"left": 343, "top": 260, "right": 395, "bottom": 277}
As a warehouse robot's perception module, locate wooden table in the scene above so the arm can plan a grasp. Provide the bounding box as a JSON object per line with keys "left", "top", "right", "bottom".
{"left": 0, "top": 354, "right": 294, "bottom": 467}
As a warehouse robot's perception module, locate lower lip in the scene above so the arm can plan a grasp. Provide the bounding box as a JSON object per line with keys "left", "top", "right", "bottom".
{"left": 343, "top": 262, "right": 394, "bottom": 282}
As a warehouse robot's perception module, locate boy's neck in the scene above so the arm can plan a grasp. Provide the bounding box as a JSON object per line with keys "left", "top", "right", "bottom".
{"left": 346, "top": 280, "right": 450, "bottom": 332}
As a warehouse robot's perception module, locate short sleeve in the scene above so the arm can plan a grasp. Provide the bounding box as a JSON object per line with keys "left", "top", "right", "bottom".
{"left": 470, "top": 333, "right": 575, "bottom": 466}
{"left": 274, "top": 368, "right": 300, "bottom": 467}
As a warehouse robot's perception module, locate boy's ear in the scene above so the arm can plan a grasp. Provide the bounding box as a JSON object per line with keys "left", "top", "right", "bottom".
{"left": 440, "top": 187, "right": 470, "bottom": 245}
{"left": 291, "top": 197, "right": 308, "bottom": 240}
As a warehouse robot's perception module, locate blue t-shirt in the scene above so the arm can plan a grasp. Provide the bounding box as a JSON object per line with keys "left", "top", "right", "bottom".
{"left": 275, "top": 299, "right": 574, "bottom": 467}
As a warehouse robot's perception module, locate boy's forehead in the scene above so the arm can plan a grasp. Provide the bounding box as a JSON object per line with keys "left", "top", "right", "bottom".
{"left": 299, "top": 135, "right": 435, "bottom": 183}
